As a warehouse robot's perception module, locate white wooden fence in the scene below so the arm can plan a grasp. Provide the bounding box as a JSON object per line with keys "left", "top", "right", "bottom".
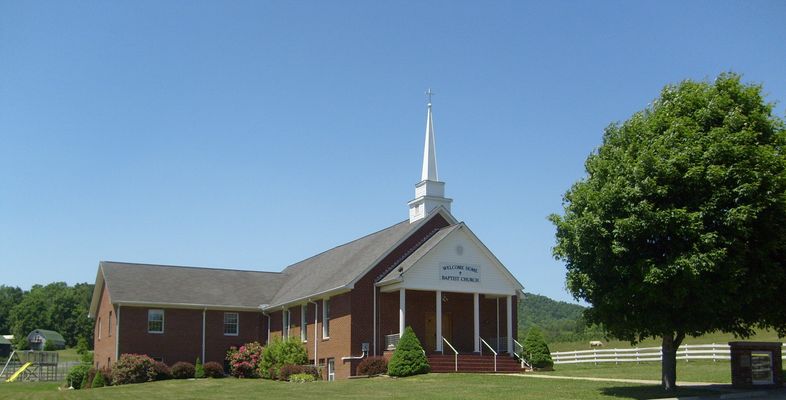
{"left": 552, "top": 343, "right": 786, "bottom": 365}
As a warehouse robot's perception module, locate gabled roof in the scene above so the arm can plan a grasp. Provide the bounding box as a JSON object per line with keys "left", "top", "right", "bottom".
{"left": 376, "top": 224, "right": 462, "bottom": 285}
{"left": 29, "top": 329, "right": 65, "bottom": 344}
{"left": 97, "top": 261, "right": 286, "bottom": 312}
{"left": 268, "top": 219, "right": 414, "bottom": 307}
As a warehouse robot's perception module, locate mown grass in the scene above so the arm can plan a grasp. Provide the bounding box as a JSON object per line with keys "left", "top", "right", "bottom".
{"left": 548, "top": 329, "right": 784, "bottom": 352}
{"left": 0, "top": 374, "right": 727, "bottom": 400}
{"left": 546, "top": 360, "right": 731, "bottom": 383}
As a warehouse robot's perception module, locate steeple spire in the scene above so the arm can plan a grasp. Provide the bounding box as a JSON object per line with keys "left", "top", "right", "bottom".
{"left": 422, "top": 94, "right": 438, "bottom": 181}
{"left": 408, "top": 90, "right": 453, "bottom": 223}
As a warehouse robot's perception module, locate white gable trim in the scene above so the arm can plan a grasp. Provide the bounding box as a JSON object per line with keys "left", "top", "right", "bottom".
{"left": 377, "top": 223, "right": 523, "bottom": 295}
{"left": 346, "top": 207, "right": 458, "bottom": 289}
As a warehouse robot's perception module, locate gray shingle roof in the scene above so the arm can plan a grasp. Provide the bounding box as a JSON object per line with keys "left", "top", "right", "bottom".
{"left": 98, "top": 218, "right": 426, "bottom": 310}
{"left": 101, "top": 261, "right": 285, "bottom": 309}
{"left": 377, "top": 224, "right": 462, "bottom": 285}
{"left": 269, "top": 219, "right": 413, "bottom": 306}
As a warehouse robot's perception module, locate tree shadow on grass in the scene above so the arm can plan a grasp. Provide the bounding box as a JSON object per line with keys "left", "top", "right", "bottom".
{"left": 599, "top": 385, "right": 724, "bottom": 399}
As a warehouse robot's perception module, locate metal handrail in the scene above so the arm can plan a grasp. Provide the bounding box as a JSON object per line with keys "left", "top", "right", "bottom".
{"left": 442, "top": 337, "right": 458, "bottom": 372}
{"left": 512, "top": 339, "right": 531, "bottom": 369}
{"left": 0, "top": 351, "right": 15, "bottom": 378}
{"left": 480, "top": 338, "right": 497, "bottom": 372}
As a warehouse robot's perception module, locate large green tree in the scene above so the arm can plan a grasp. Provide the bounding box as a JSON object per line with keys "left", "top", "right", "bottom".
{"left": 0, "top": 285, "right": 24, "bottom": 334}
{"left": 550, "top": 73, "right": 786, "bottom": 391}
{"left": 10, "top": 282, "right": 94, "bottom": 348}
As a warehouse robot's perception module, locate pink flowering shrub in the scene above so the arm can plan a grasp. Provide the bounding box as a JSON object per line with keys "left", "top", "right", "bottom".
{"left": 226, "top": 342, "right": 264, "bottom": 378}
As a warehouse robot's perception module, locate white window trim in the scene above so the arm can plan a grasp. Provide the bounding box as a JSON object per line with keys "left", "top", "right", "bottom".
{"left": 148, "top": 309, "right": 165, "bottom": 334}
{"left": 98, "top": 317, "right": 102, "bottom": 340}
{"left": 300, "top": 304, "right": 307, "bottom": 342}
{"left": 223, "top": 312, "right": 239, "bottom": 336}
{"left": 322, "top": 298, "right": 330, "bottom": 339}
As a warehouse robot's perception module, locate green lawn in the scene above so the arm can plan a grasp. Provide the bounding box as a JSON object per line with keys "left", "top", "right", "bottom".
{"left": 546, "top": 360, "right": 731, "bottom": 383}
{"left": 55, "top": 349, "right": 81, "bottom": 363}
{"left": 0, "top": 374, "right": 728, "bottom": 400}
{"left": 549, "top": 329, "right": 784, "bottom": 352}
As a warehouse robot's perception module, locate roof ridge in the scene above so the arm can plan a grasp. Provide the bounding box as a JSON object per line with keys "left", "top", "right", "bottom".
{"left": 278, "top": 219, "right": 410, "bottom": 274}
{"left": 101, "top": 260, "right": 282, "bottom": 275}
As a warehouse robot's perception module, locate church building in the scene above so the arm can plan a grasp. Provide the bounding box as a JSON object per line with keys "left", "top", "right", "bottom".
{"left": 89, "top": 99, "right": 525, "bottom": 380}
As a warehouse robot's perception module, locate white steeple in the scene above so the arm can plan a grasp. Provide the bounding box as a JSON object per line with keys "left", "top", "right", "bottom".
{"left": 408, "top": 90, "right": 452, "bottom": 223}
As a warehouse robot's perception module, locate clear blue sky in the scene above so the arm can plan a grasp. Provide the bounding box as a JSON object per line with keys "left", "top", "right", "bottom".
{"left": 1, "top": 1, "right": 785, "bottom": 303}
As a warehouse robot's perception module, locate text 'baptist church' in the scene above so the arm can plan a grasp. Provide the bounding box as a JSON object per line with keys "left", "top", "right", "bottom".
{"left": 440, "top": 264, "right": 481, "bottom": 283}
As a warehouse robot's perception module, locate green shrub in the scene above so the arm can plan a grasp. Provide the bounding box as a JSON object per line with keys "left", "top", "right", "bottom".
{"left": 387, "top": 326, "right": 430, "bottom": 377}
{"left": 111, "top": 354, "right": 157, "bottom": 385}
{"left": 523, "top": 327, "right": 553, "bottom": 369}
{"left": 76, "top": 337, "right": 90, "bottom": 355}
{"left": 258, "top": 338, "right": 308, "bottom": 379}
{"left": 357, "top": 356, "right": 387, "bottom": 376}
{"left": 91, "top": 371, "right": 106, "bottom": 388}
{"left": 195, "top": 357, "right": 205, "bottom": 379}
{"left": 67, "top": 364, "right": 90, "bottom": 390}
{"left": 203, "top": 361, "right": 225, "bottom": 378}
{"left": 289, "top": 373, "right": 315, "bottom": 383}
{"left": 171, "top": 362, "right": 195, "bottom": 379}
{"left": 80, "top": 351, "right": 94, "bottom": 365}
{"left": 44, "top": 340, "right": 55, "bottom": 351}
{"left": 226, "top": 342, "right": 264, "bottom": 378}
{"left": 80, "top": 372, "right": 89, "bottom": 389}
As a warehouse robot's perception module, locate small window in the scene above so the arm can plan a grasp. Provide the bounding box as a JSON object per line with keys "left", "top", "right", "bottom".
{"left": 283, "top": 309, "right": 290, "bottom": 338}
{"left": 108, "top": 311, "right": 113, "bottom": 336}
{"left": 148, "top": 309, "right": 164, "bottom": 333}
{"left": 322, "top": 298, "right": 330, "bottom": 339}
{"left": 224, "top": 312, "right": 239, "bottom": 336}
{"left": 97, "top": 318, "right": 102, "bottom": 340}
{"left": 301, "top": 304, "right": 307, "bottom": 342}
{"left": 327, "top": 358, "right": 335, "bottom": 381}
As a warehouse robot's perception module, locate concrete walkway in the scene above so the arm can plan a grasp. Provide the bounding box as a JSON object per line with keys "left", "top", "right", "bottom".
{"left": 503, "top": 373, "right": 786, "bottom": 399}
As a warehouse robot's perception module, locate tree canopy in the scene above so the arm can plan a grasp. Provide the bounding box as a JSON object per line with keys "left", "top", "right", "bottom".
{"left": 550, "top": 73, "right": 786, "bottom": 390}
{"left": 9, "top": 282, "right": 94, "bottom": 348}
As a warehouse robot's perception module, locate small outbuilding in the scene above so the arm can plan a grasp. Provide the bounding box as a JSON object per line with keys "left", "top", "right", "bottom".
{"left": 0, "top": 335, "right": 11, "bottom": 357}
{"left": 27, "top": 329, "right": 66, "bottom": 351}
{"left": 729, "top": 341, "right": 783, "bottom": 388}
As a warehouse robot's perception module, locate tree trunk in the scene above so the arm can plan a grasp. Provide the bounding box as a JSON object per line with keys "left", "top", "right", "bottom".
{"left": 661, "top": 332, "right": 685, "bottom": 391}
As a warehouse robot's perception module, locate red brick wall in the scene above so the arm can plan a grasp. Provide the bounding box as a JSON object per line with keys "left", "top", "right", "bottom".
{"left": 93, "top": 284, "right": 116, "bottom": 368}
{"left": 116, "top": 306, "right": 263, "bottom": 366}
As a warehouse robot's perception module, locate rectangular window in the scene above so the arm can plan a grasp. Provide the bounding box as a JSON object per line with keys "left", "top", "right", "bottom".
{"left": 148, "top": 309, "right": 164, "bottom": 333}
{"left": 98, "top": 317, "right": 102, "bottom": 340}
{"left": 322, "top": 298, "right": 330, "bottom": 339}
{"left": 327, "top": 358, "right": 335, "bottom": 382}
{"left": 301, "top": 304, "right": 307, "bottom": 342}
{"left": 108, "top": 311, "right": 113, "bottom": 337}
{"left": 224, "top": 312, "right": 239, "bottom": 336}
{"left": 283, "top": 309, "right": 290, "bottom": 338}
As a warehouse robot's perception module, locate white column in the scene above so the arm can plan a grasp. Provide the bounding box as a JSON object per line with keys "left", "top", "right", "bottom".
{"left": 473, "top": 293, "right": 480, "bottom": 353}
{"left": 399, "top": 288, "right": 406, "bottom": 337}
{"left": 506, "top": 295, "right": 513, "bottom": 355}
{"left": 435, "top": 290, "right": 442, "bottom": 352}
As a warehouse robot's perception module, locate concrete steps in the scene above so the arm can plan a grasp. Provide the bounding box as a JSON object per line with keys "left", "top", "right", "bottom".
{"left": 428, "top": 353, "right": 524, "bottom": 373}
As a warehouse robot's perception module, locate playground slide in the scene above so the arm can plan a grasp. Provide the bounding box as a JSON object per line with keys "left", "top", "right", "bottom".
{"left": 5, "top": 362, "right": 32, "bottom": 383}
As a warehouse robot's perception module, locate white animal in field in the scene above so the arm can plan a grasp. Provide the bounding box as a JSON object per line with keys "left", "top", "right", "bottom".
{"left": 589, "top": 341, "right": 604, "bottom": 347}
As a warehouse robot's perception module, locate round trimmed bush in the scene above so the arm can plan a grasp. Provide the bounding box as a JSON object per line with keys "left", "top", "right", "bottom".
{"left": 153, "top": 361, "right": 172, "bottom": 380}
{"left": 258, "top": 338, "right": 308, "bottom": 379}
{"left": 203, "top": 361, "right": 225, "bottom": 378}
{"left": 387, "top": 326, "right": 430, "bottom": 377}
{"left": 171, "top": 362, "right": 195, "bottom": 379}
{"left": 67, "top": 364, "right": 90, "bottom": 389}
{"left": 357, "top": 357, "right": 387, "bottom": 376}
{"left": 523, "top": 327, "right": 553, "bottom": 369}
{"left": 112, "top": 354, "right": 156, "bottom": 385}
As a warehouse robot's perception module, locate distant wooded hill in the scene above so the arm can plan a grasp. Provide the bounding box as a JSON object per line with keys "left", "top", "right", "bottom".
{"left": 517, "top": 292, "right": 603, "bottom": 343}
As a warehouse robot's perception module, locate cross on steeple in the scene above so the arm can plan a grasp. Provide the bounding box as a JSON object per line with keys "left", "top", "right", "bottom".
{"left": 426, "top": 88, "right": 435, "bottom": 105}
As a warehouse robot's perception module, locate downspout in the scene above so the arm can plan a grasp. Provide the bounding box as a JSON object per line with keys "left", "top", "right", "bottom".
{"left": 202, "top": 308, "right": 206, "bottom": 363}
{"left": 115, "top": 305, "right": 121, "bottom": 363}
{"left": 309, "top": 300, "right": 318, "bottom": 367}
{"left": 372, "top": 286, "right": 377, "bottom": 357}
